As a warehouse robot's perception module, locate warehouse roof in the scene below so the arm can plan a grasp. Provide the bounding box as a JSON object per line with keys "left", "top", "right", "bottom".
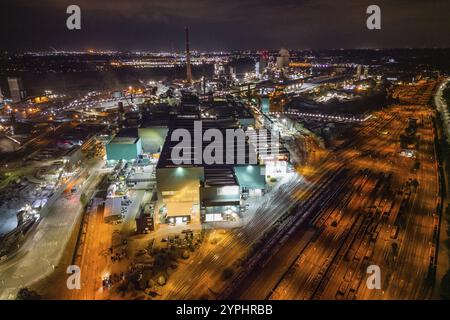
{"left": 203, "top": 166, "right": 238, "bottom": 187}
{"left": 109, "top": 136, "right": 140, "bottom": 145}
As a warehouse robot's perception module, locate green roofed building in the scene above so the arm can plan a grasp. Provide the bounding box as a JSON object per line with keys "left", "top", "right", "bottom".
{"left": 138, "top": 127, "right": 169, "bottom": 154}
{"left": 233, "top": 165, "right": 266, "bottom": 190}
{"left": 106, "top": 136, "right": 143, "bottom": 161}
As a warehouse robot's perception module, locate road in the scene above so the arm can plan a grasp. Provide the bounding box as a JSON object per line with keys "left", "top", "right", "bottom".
{"left": 0, "top": 159, "right": 104, "bottom": 299}
{"left": 63, "top": 188, "right": 147, "bottom": 300}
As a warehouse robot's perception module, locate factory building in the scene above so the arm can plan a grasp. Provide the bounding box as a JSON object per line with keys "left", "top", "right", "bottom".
{"left": 104, "top": 197, "right": 124, "bottom": 223}
{"left": 138, "top": 126, "right": 169, "bottom": 155}
{"left": 155, "top": 118, "right": 267, "bottom": 224}
{"left": 106, "top": 136, "right": 143, "bottom": 162}
{"left": 7, "top": 77, "right": 26, "bottom": 103}
{"left": 245, "top": 128, "right": 290, "bottom": 177}
{"left": 233, "top": 164, "right": 266, "bottom": 197}
{"left": 139, "top": 91, "right": 270, "bottom": 224}
{"left": 200, "top": 167, "right": 240, "bottom": 222}
{"left": 139, "top": 103, "right": 174, "bottom": 157}
{"left": 135, "top": 192, "right": 157, "bottom": 233}
{"left": 276, "top": 48, "right": 290, "bottom": 70}
{"left": 156, "top": 165, "right": 203, "bottom": 224}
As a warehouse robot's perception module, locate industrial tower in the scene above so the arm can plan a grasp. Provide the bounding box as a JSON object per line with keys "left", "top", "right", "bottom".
{"left": 185, "top": 26, "right": 193, "bottom": 84}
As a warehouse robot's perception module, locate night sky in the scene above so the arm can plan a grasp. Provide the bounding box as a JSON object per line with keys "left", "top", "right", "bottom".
{"left": 1, "top": 0, "right": 450, "bottom": 52}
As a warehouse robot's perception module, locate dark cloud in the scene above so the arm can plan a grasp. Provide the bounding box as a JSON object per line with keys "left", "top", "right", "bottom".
{"left": 1, "top": 0, "right": 449, "bottom": 51}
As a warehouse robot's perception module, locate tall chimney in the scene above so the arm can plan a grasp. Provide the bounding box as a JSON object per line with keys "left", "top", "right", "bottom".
{"left": 185, "top": 26, "right": 193, "bottom": 84}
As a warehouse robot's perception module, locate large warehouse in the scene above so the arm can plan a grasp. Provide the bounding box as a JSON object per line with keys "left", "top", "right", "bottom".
{"left": 138, "top": 126, "right": 169, "bottom": 155}
{"left": 106, "top": 136, "right": 143, "bottom": 162}
{"left": 200, "top": 167, "right": 241, "bottom": 222}
{"left": 155, "top": 119, "right": 267, "bottom": 224}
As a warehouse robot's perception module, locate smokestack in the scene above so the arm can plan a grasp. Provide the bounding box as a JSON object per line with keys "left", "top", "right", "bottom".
{"left": 185, "top": 26, "right": 193, "bottom": 84}
{"left": 118, "top": 101, "right": 124, "bottom": 128}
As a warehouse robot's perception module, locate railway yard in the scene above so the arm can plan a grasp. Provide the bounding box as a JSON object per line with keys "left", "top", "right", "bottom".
{"left": 227, "top": 84, "right": 441, "bottom": 300}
